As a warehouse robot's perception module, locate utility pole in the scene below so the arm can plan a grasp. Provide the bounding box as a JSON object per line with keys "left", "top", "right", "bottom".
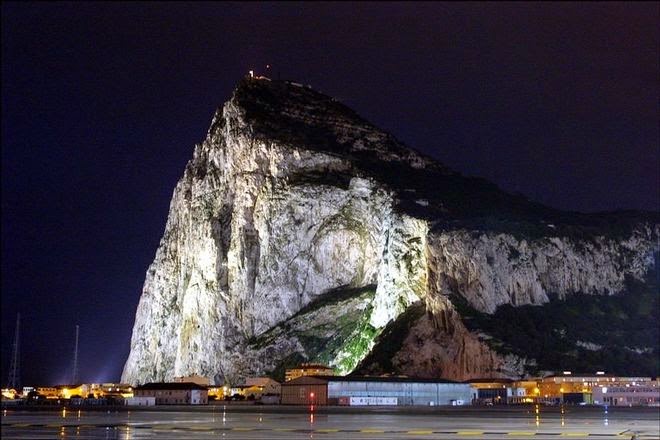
{"left": 7, "top": 313, "right": 20, "bottom": 390}
{"left": 71, "top": 325, "right": 79, "bottom": 384}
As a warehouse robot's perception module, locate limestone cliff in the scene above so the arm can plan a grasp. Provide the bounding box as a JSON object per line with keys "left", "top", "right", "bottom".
{"left": 122, "top": 77, "right": 659, "bottom": 385}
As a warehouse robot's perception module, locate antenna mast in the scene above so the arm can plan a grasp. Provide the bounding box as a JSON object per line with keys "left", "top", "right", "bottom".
{"left": 7, "top": 313, "right": 20, "bottom": 390}
{"left": 71, "top": 324, "right": 79, "bottom": 384}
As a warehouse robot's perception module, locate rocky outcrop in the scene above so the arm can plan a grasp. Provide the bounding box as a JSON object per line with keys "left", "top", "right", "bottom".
{"left": 122, "top": 77, "right": 659, "bottom": 385}
{"left": 386, "top": 312, "right": 528, "bottom": 380}
{"left": 426, "top": 228, "right": 657, "bottom": 314}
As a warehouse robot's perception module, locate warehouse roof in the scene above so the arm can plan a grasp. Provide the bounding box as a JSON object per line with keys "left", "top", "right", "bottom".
{"left": 134, "top": 382, "right": 207, "bottom": 390}
{"left": 285, "top": 375, "right": 461, "bottom": 385}
{"left": 465, "top": 378, "right": 515, "bottom": 384}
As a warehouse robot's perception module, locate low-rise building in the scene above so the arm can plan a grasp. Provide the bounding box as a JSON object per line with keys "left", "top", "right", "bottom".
{"left": 1, "top": 388, "right": 18, "bottom": 399}
{"left": 593, "top": 381, "right": 660, "bottom": 407}
{"left": 229, "top": 385, "right": 259, "bottom": 398}
{"left": 229, "top": 377, "right": 281, "bottom": 399}
{"left": 21, "top": 387, "right": 35, "bottom": 397}
{"left": 513, "top": 380, "right": 541, "bottom": 399}
{"left": 562, "top": 392, "right": 592, "bottom": 405}
{"left": 57, "top": 384, "right": 90, "bottom": 399}
{"left": 90, "top": 383, "right": 134, "bottom": 398}
{"left": 539, "top": 373, "right": 653, "bottom": 399}
{"left": 208, "top": 385, "right": 228, "bottom": 400}
{"left": 125, "top": 396, "right": 156, "bottom": 406}
{"left": 228, "top": 379, "right": 280, "bottom": 400}
{"left": 133, "top": 382, "right": 208, "bottom": 405}
{"left": 285, "top": 363, "right": 335, "bottom": 382}
{"left": 282, "top": 376, "right": 473, "bottom": 406}
{"left": 466, "top": 379, "right": 517, "bottom": 404}
{"left": 36, "top": 387, "right": 59, "bottom": 399}
{"left": 245, "top": 377, "right": 281, "bottom": 395}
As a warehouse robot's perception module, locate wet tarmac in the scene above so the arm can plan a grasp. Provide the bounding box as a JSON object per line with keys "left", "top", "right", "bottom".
{"left": 2, "top": 405, "right": 658, "bottom": 439}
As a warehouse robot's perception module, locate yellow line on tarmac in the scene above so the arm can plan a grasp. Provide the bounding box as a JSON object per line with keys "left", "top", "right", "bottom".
{"left": 316, "top": 429, "right": 340, "bottom": 433}
{"left": 458, "top": 431, "right": 484, "bottom": 436}
{"left": 190, "top": 426, "right": 213, "bottom": 431}
{"left": 508, "top": 432, "right": 536, "bottom": 436}
{"left": 361, "top": 429, "right": 385, "bottom": 433}
{"left": 407, "top": 430, "right": 433, "bottom": 435}
{"left": 560, "top": 434, "right": 589, "bottom": 437}
{"left": 233, "top": 427, "right": 254, "bottom": 431}
{"left": 10, "top": 424, "right": 30, "bottom": 428}
{"left": 274, "top": 428, "right": 294, "bottom": 431}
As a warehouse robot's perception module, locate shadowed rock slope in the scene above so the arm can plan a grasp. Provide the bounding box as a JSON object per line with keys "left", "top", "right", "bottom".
{"left": 122, "top": 77, "right": 659, "bottom": 385}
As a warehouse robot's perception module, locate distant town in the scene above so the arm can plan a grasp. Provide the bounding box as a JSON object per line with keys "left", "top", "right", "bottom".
{"left": 2, "top": 364, "right": 659, "bottom": 408}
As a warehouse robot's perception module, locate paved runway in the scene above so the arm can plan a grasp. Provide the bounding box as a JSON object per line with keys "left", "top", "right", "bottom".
{"left": 2, "top": 405, "right": 658, "bottom": 439}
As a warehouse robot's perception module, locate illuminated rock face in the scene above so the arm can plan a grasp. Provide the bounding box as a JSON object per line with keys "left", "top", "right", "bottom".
{"left": 358, "top": 228, "right": 658, "bottom": 381}
{"left": 426, "top": 229, "right": 657, "bottom": 315}
{"left": 121, "top": 78, "right": 659, "bottom": 385}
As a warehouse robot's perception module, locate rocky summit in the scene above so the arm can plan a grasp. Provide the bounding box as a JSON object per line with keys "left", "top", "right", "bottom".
{"left": 121, "top": 77, "right": 659, "bottom": 385}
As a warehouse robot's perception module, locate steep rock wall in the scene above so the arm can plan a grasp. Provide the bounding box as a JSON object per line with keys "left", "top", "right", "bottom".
{"left": 122, "top": 96, "right": 428, "bottom": 384}
{"left": 426, "top": 228, "right": 658, "bottom": 314}
{"left": 122, "top": 78, "right": 659, "bottom": 384}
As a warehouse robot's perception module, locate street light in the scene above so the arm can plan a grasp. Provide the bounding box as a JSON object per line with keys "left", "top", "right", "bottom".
{"left": 309, "top": 392, "right": 315, "bottom": 412}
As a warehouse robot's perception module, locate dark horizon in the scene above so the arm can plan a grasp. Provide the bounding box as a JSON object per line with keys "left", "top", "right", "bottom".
{"left": 2, "top": 2, "right": 658, "bottom": 386}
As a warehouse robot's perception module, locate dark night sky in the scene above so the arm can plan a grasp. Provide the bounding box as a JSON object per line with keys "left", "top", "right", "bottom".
{"left": 2, "top": 2, "right": 658, "bottom": 386}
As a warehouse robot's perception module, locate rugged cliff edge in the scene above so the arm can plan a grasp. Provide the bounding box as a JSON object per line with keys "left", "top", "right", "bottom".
{"left": 122, "top": 77, "right": 659, "bottom": 385}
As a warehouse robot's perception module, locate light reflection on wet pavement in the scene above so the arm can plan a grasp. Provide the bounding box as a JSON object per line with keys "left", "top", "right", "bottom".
{"left": 2, "top": 405, "right": 658, "bottom": 439}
